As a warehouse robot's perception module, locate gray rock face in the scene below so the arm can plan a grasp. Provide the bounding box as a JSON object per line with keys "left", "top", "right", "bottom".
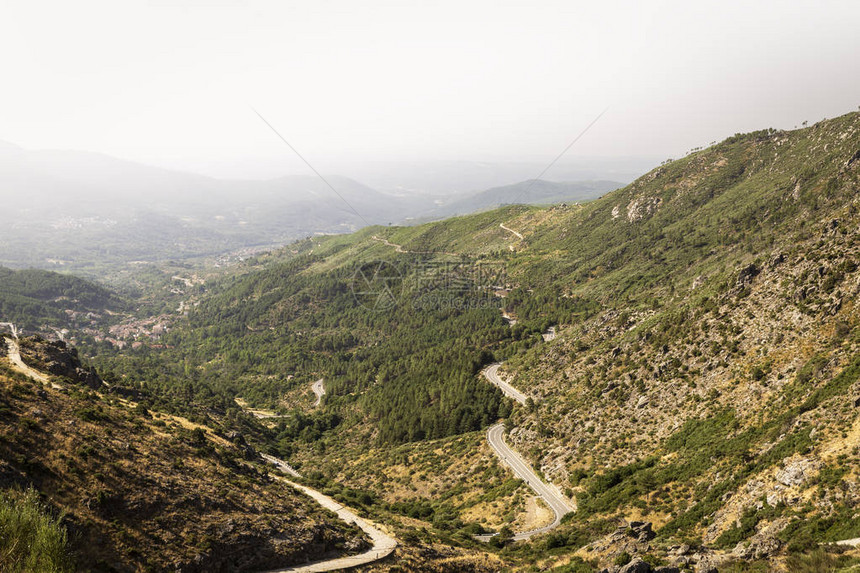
{"left": 694, "top": 554, "right": 732, "bottom": 573}
{"left": 589, "top": 521, "right": 659, "bottom": 570}
{"left": 733, "top": 534, "right": 782, "bottom": 560}
{"left": 630, "top": 521, "right": 656, "bottom": 542}
{"left": 776, "top": 458, "right": 820, "bottom": 486}
{"left": 736, "top": 263, "right": 760, "bottom": 288}
{"left": 20, "top": 338, "right": 104, "bottom": 389}
{"left": 619, "top": 558, "right": 651, "bottom": 573}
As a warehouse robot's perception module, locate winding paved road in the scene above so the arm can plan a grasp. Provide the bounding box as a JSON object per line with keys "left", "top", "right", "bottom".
{"left": 261, "top": 453, "right": 303, "bottom": 478}
{"left": 482, "top": 423, "right": 573, "bottom": 540}
{"left": 311, "top": 379, "right": 325, "bottom": 407}
{"left": 477, "top": 363, "right": 573, "bottom": 541}
{"left": 483, "top": 363, "right": 528, "bottom": 405}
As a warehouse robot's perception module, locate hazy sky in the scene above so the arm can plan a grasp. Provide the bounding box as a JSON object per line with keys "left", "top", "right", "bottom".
{"left": 2, "top": 0, "right": 859, "bottom": 179}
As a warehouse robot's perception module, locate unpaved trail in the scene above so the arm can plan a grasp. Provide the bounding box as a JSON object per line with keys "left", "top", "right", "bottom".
{"left": 371, "top": 235, "right": 409, "bottom": 253}
{"left": 499, "top": 222, "right": 524, "bottom": 240}
{"left": 519, "top": 495, "right": 554, "bottom": 532}
{"left": 370, "top": 235, "right": 458, "bottom": 256}
{"left": 0, "top": 323, "right": 19, "bottom": 339}
{"left": 2, "top": 323, "right": 395, "bottom": 571}
{"left": 501, "top": 310, "right": 518, "bottom": 326}
{"left": 261, "top": 455, "right": 397, "bottom": 572}
{"left": 234, "top": 398, "right": 289, "bottom": 419}
{"left": 4, "top": 336, "right": 59, "bottom": 388}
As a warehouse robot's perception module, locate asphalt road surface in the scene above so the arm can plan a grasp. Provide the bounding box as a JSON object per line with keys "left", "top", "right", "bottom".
{"left": 311, "top": 379, "right": 325, "bottom": 407}
{"left": 483, "top": 363, "right": 528, "bottom": 405}
{"left": 483, "top": 423, "right": 573, "bottom": 540}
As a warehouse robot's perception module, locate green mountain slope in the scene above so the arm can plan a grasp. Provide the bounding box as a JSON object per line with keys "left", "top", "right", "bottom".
{"left": 0, "top": 267, "right": 123, "bottom": 332}
{"left": 0, "top": 337, "right": 369, "bottom": 572}
{"left": 87, "top": 110, "right": 860, "bottom": 570}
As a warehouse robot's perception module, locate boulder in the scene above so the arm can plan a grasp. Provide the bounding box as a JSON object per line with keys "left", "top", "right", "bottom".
{"left": 769, "top": 253, "right": 786, "bottom": 267}
{"left": 776, "top": 458, "right": 820, "bottom": 487}
{"left": 619, "top": 558, "right": 651, "bottom": 573}
{"left": 630, "top": 521, "right": 656, "bottom": 542}
{"left": 736, "top": 263, "right": 760, "bottom": 288}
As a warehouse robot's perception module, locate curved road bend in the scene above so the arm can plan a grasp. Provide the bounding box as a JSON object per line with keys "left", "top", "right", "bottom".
{"left": 261, "top": 456, "right": 397, "bottom": 572}
{"left": 481, "top": 423, "right": 573, "bottom": 541}
{"left": 370, "top": 235, "right": 459, "bottom": 257}
{"left": 311, "top": 379, "right": 325, "bottom": 407}
{"left": 370, "top": 235, "right": 408, "bottom": 253}
{"left": 479, "top": 364, "right": 573, "bottom": 541}
{"left": 483, "top": 363, "right": 528, "bottom": 406}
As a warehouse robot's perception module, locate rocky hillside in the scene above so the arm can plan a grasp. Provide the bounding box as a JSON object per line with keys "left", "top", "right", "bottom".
{"left": 366, "top": 111, "right": 860, "bottom": 569}
{"left": 73, "top": 110, "right": 860, "bottom": 571}
{"left": 0, "top": 336, "right": 369, "bottom": 572}
{"left": 491, "top": 112, "right": 860, "bottom": 570}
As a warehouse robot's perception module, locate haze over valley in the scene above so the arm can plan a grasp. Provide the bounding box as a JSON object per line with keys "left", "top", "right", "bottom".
{"left": 2, "top": 2, "right": 860, "bottom": 572}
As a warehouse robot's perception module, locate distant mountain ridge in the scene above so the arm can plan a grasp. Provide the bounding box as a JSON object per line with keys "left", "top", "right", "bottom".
{"left": 0, "top": 141, "right": 623, "bottom": 270}
{"left": 432, "top": 179, "right": 620, "bottom": 217}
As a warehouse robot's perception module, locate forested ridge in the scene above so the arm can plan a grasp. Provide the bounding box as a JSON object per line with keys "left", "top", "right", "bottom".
{"left": 0, "top": 266, "right": 122, "bottom": 331}
{"left": 91, "top": 249, "right": 582, "bottom": 444}
{"left": 61, "top": 110, "right": 860, "bottom": 570}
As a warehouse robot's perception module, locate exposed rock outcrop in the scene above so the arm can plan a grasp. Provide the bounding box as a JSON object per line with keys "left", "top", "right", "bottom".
{"left": 18, "top": 337, "right": 104, "bottom": 389}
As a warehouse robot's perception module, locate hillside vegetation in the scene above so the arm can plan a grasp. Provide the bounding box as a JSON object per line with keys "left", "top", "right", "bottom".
{"left": 0, "top": 267, "right": 123, "bottom": 332}
{"left": 73, "top": 110, "right": 860, "bottom": 570}
{"left": 0, "top": 487, "right": 71, "bottom": 573}
{"left": 0, "top": 336, "right": 369, "bottom": 572}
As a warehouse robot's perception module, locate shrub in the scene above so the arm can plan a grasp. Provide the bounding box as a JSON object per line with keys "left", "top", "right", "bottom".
{"left": 0, "top": 487, "right": 71, "bottom": 572}
{"left": 75, "top": 407, "right": 108, "bottom": 423}
{"left": 784, "top": 548, "right": 860, "bottom": 573}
